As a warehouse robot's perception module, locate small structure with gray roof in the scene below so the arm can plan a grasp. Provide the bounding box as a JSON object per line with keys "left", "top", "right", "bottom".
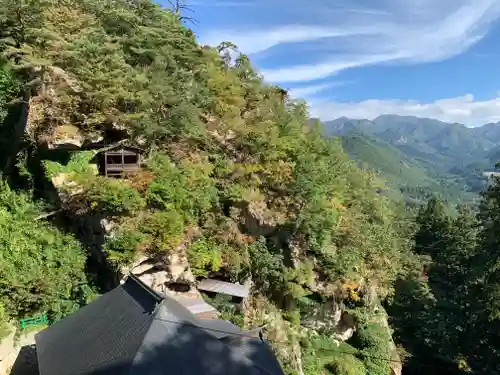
{"left": 198, "top": 278, "right": 251, "bottom": 299}
{"left": 34, "top": 274, "right": 283, "bottom": 375}
{"left": 197, "top": 278, "right": 252, "bottom": 312}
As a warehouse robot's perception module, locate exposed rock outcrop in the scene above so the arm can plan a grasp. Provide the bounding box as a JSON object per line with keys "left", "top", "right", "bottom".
{"left": 51, "top": 172, "right": 87, "bottom": 208}
{"left": 122, "top": 227, "right": 202, "bottom": 295}
{"left": 301, "top": 300, "right": 356, "bottom": 342}
{"left": 374, "top": 310, "right": 403, "bottom": 375}
{"left": 245, "top": 295, "right": 306, "bottom": 375}
{"left": 48, "top": 124, "right": 84, "bottom": 149}
{"left": 124, "top": 251, "right": 197, "bottom": 295}
{"left": 0, "top": 327, "right": 41, "bottom": 375}
{"left": 241, "top": 200, "right": 286, "bottom": 237}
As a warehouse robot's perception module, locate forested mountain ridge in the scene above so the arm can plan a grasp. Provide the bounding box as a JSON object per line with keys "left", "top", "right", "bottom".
{"left": 1, "top": 1, "right": 500, "bottom": 375}
{"left": 325, "top": 115, "right": 500, "bottom": 160}
{"left": 323, "top": 115, "right": 500, "bottom": 203}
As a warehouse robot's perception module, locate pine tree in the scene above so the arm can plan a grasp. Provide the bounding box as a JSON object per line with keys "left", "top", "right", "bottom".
{"left": 414, "top": 197, "right": 451, "bottom": 256}
{"left": 391, "top": 201, "right": 479, "bottom": 375}
{"left": 463, "top": 176, "right": 500, "bottom": 373}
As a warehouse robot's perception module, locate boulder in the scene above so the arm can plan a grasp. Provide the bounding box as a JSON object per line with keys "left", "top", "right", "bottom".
{"left": 301, "top": 300, "right": 356, "bottom": 342}
{"left": 48, "top": 124, "right": 84, "bottom": 149}
{"left": 124, "top": 249, "right": 197, "bottom": 295}
{"left": 241, "top": 200, "right": 286, "bottom": 237}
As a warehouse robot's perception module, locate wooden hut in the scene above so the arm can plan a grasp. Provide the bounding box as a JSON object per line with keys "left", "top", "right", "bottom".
{"left": 99, "top": 145, "right": 142, "bottom": 178}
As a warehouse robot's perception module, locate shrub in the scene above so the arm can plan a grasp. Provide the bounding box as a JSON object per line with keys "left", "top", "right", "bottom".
{"left": 0, "top": 302, "right": 10, "bottom": 339}
{"left": 87, "top": 177, "right": 145, "bottom": 215}
{"left": 43, "top": 151, "right": 96, "bottom": 179}
{"left": 141, "top": 211, "right": 185, "bottom": 253}
{"left": 0, "top": 185, "right": 92, "bottom": 321}
{"left": 284, "top": 309, "right": 301, "bottom": 327}
{"left": 0, "top": 63, "right": 20, "bottom": 122}
{"left": 146, "top": 153, "right": 217, "bottom": 222}
{"left": 186, "top": 238, "right": 223, "bottom": 277}
{"left": 351, "top": 322, "right": 391, "bottom": 375}
{"left": 105, "top": 230, "right": 147, "bottom": 265}
{"left": 302, "top": 335, "right": 362, "bottom": 375}
{"left": 325, "top": 355, "right": 366, "bottom": 375}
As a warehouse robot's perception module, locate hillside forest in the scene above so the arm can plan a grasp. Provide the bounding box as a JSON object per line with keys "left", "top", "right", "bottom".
{"left": 0, "top": 1, "right": 500, "bottom": 375}
{"left": 324, "top": 116, "right": 500, "bottom": 205}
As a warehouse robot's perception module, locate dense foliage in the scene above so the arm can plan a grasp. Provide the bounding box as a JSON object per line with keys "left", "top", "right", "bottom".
{"left": 0, "top": 183, "right": 94, "bottom": 324}
{"left": 386, "top": 182, "right": 500, "bottom": 375}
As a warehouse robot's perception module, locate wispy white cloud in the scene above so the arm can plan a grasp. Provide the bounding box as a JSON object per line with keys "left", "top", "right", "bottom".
{"left": 262, "top": 54, "right": 401, "bottom": 82}
{"left": 287, "top": 81, "right": 350, "bottom": 100}
{"left": 198, "top": 0, "right": 500, "bottom": 83}
{"left": 288, "top": 84, "right": 331, "bottom": 99}
{"left": 309, "top": 94, "right": 500, "bottom": 126}
{"left": 199, "top": 25, "right": 377, "bottom": 56}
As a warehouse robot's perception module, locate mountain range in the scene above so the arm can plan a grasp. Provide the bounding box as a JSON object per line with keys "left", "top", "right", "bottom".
{"left": 320, "top": 115, "right": 500, "bottom": 204}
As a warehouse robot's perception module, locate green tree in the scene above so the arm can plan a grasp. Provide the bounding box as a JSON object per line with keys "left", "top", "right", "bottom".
{"left": 463, "top": 175, "right": 500, "bottom": 374}
{"left": 389, "top": 202, "right": 481, "bottom": 375}
{"left": 0, "top": 184, "right": 93, "bottom": 321}
{"left": 414, "top": 198, "right": 450, "bottom": 256}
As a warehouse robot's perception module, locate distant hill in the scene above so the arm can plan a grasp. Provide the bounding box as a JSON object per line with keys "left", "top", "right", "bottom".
{"left": 339, "top": 132, "right": 446, "bottom": 204}
{"left": 340, "top": 132, "right": 430, "bottom": 186}
{"left": 323, "top": 115, "right": 500, "bottom": 203}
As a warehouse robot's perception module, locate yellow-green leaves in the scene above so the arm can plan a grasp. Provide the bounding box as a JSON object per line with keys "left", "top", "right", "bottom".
{"left": 146, "top": 152, "right": 217, "bottom": 223}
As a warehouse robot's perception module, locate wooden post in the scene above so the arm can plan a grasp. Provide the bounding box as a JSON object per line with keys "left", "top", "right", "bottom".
{"left": 104, "top": 151, "right": 108, "bottom": 177}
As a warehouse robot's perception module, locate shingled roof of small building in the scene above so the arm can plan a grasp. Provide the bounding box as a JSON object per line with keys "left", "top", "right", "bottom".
{"left": 35, "top": 274, "right": 284, "bottom": 375}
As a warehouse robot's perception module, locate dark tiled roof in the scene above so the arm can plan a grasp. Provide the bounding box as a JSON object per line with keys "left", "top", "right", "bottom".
{"left": 35, "top": 276, "right": 285, "bottom": 375}
{"left": 35, "top": 276, "right": 161, "bottom": 375}
{"left": 220, "top": 335, "right": 286, "bottom": 375}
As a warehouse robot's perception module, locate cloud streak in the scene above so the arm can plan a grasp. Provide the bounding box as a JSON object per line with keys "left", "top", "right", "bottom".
{"left": 197, "top": 0, "right": 500, "bottom": 83}
{"left": 309, "top": 94, "right": 500, "bottom": 127}
{"left": 287, "top": 82, "right": 348, "bottom": 99}
{"left": 199, "top": 25, "right": 378, "bottom": 56}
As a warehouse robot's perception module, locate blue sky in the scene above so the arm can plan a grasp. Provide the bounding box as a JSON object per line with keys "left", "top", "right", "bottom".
{"left": 163, "top": 0, "right": 500, "bottom": 126}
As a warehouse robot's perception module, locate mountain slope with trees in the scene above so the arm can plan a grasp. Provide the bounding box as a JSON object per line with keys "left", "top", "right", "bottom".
{"left": 324, "top": 115, "right": 500, "bottom": 203}
{"left": 0, "top": 1, "right": 415, "bottom": 374}
{"left": 338, "top": 132, "right": 473, "bottom": 204}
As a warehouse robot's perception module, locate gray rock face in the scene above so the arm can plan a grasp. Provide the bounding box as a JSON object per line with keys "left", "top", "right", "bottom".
{"left": 301, "top": 300, "right": 356, "bottom": 342}
{"left": 123, "top": 247, "right": 197, "bottom": 295}
{"left": 374, "top": 310, "right": 402, "bottom": 375}
{"left": 241, "top": 200, "right": 285, "bottom": 237}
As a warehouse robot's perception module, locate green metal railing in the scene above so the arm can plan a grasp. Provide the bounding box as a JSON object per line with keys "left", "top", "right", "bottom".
{"left": 19, "top": 313, "right": 49, "bottom": 329}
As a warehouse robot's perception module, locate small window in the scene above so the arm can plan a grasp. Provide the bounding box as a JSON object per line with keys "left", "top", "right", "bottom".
{"left": 123, "top": 154, "right": 138, "bottom": 164}
{"left": 106, "top": 154, "right": 122, "bottom": 164}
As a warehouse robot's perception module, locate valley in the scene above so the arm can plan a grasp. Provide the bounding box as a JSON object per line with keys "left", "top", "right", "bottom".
{"left": 320, "top": 115, "right": 500, "bottom": 204}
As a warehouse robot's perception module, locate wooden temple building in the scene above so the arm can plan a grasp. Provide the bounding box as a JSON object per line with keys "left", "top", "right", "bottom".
{"left": 97, "top": 144, "right": 142, "bottom": 178}
{"left": 33, "top": 275, "right": 283, "bottom": 375}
